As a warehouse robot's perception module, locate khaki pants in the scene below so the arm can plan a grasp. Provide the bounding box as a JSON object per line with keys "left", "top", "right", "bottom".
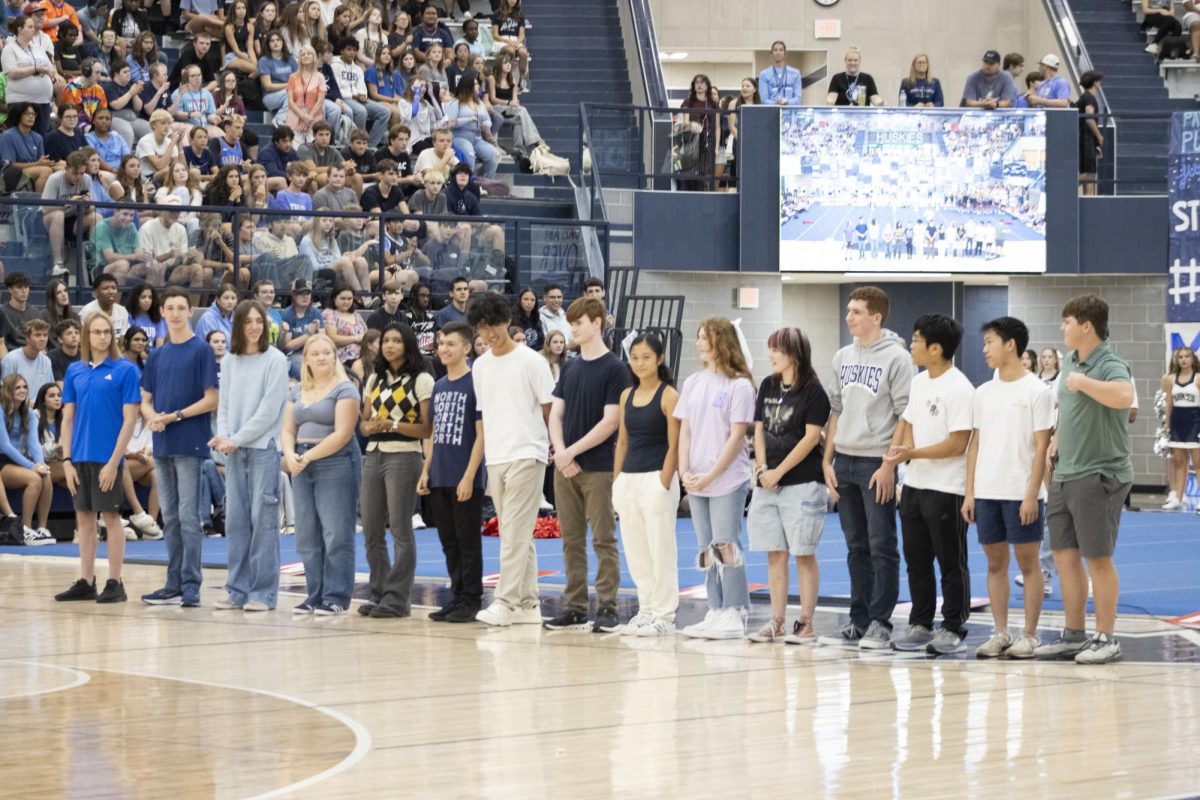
{"left": 554, "top": 469, "right": 619, "bottom": 613}
{"left": 488, "top": 459, "right": 544, "bottom": 610}
{"left": 612, "top": 471, "right": 680, "bottom": 621}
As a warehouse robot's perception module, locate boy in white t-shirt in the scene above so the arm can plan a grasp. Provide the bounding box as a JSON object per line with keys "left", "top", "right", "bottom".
{"left": 468, "top": 293, "right": 557, "bottom": 627}
{"left": 889, "top": 314, "right": 975, "bottom": 655}
{"left": 963, "top": 316, "right": 1054, "bottom": 659}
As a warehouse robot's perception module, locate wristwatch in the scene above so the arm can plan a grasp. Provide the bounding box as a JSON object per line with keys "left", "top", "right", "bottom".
{"left": 175, "top": 410, "right": 185, "bottom": 422}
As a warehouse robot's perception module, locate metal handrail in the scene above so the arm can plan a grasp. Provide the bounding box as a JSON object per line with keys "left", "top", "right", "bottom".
{"left": 628, "top": 0, "right": 667, "bottom": 108}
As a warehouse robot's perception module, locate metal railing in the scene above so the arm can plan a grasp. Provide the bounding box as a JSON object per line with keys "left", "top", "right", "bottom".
{"left": 628, "top": 0, "right": 667, "bottom": 107}
{"left": 0, "top": 197, "right": 610, "bottom": 298}
{"left": 580, "top": 102, "right": 735, "bottom": 222}
{"left": 1081, "top": 111, "right": 1171, "bottom": 195}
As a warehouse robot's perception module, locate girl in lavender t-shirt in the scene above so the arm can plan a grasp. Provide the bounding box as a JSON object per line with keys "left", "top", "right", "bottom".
{"left": 674, "top": 317, "right": 756, "bottom": 640}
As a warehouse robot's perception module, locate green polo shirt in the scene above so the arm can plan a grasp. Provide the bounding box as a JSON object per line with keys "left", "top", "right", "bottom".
{"left": 1055, "top": 340, "right": 1134, "bottom": 484}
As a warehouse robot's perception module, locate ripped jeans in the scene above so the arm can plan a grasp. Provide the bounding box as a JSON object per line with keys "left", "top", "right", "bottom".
{"left": 689, "top": 481, "right": 751, "bottom": 611}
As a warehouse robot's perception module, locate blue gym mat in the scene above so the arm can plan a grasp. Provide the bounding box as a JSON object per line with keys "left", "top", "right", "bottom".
{"left": 5, "top": 508, "right": 1197, "bottom": 619}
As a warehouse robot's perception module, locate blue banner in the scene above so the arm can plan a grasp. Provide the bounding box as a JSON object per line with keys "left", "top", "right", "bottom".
{"left": 1168, "top": 112, "right": 1200, "bottom": 323}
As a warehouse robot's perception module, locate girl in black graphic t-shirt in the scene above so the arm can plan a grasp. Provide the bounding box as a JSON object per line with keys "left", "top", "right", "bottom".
{"left": 746, "top": 327, "right": 831, "bottom": 644}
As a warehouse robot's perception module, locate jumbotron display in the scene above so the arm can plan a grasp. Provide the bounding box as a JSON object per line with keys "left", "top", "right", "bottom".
{"left": 779, "top": 108, "right": 1048, "bottom": 274}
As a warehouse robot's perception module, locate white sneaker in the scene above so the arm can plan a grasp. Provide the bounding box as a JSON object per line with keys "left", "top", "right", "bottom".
{"left": 704, "top": 607, "right": 747, "bottom": 640}
{"left": 679, "top": 609, "right": 719, "bottom": 639}
{"left": 476, "top": 602, "right": 515, "bottom": 627}
{"left": 636, "top": 617, "right": 674, "bottom": 637}
{"left": 35, "top": 527, "right": 54, "bottom": 544}
{"left": 511, "top": 605, "right": 543, "bottom": 625}
{"left": 1006, "top": 633, "right": 1040, "bottom": 659}
{"left": 243, "top": 600, "right": 270, "bottom": 612}
{"left": 130, "top": 512, "right": 162, "bottom": 539}
{"left": 1146, "top": 43, "right": 1160, "bottom": 54}
{"left": 975, "top": 629, "right": 1013, "bottom": 658}
{"left": 621, "top": 612, "right": 651, "bottom": 635}
{"left": 1163, "top": 493, "right": 1183, "bottom": 510}
{"left": 412, "top": 513, "right": 426, "bottom": 529}
{"left": 214, "top": 594, "right": 242, "bottom": 610}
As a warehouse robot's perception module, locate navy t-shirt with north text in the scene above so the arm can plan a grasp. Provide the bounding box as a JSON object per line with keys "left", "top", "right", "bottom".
{"left": 429, "top": 371, "right": 485, "bottom": 489}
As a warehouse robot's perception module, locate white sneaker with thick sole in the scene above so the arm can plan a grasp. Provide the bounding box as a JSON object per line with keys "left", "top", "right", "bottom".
{"left": 679, "top": 609, "right": 719, "bottom": 639}
{"left": 512, "top": 605, "right": 543, "bottom": 625}
{"left": 130, "top": 512, "right": 162, "bottom": 539}
{"left": 704, "top": 608, "right": 747, "bottom": 640}
{"left": 214, "top": 595, "right": 242, "bottom": 610}
{"left": 476, "top": 602, "right": 515, "bottom": 627}
{"left": 636, "top": 617, "right": 674, "bottom": 637}
{"left": 243, "top": 600, "right": 270, "bottom": 612}
{"left": 621, "top": 613, "right": 651, "bottom": 636}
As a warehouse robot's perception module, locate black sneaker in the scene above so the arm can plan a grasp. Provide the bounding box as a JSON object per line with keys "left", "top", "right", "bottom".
{"left": 96, "top": 579, "right": 127, "bottom": 604}
{"left": 55, "top": 578, "right": 97, "bottom": 601}
{"left": 593, "top": 608, "right": 620, "bottom": 633}
{"left": 429, "top": 600, "right": 460, "bottom": 622}
{"left": 369, "top": 605, "right": 410, "bottom": 618}
{"left": 543, "top": 609, "right": 591, "bottom": 631}
{"left": 357, "top": 602, "right": 376, "bottom": 617}
{"left": 445, "top": 604, "right": 481, "bottom": 623}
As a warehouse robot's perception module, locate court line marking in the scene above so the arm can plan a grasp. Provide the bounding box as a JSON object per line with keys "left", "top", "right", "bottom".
{"left": 31, "top": 662, "right": 373, "bottom": 799}
{"left": 0, "top": 660, "right": 91, "bottom": 700}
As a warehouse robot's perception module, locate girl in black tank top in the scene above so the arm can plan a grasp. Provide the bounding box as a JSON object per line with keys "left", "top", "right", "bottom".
{"left": 612, "top": 334, "right": 682, "bottom": 634}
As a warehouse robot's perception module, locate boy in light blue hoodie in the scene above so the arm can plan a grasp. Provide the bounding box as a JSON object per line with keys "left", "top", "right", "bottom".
{"left": 819, "top": 286, "right": 912, "bottom": 650}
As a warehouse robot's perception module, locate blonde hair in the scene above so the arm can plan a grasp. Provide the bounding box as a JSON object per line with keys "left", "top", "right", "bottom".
{"left": 300, "top": 333, "right": 349, "bottom": 390}
{"left": 149, "top": 108, "right": 173, "bottom": 125}
{"left": 699, "top": 317, "right": 753, "bottom": 381}
{"left": 79, "top": 311, "right": 121, "bottom": 363}
{"left": 905, "top": 54, "right": 933, "bottom": 88}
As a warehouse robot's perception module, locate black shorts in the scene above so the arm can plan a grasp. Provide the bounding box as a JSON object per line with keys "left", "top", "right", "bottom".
{"left": 72, "top": 461, "right": 125, "bottom": 514}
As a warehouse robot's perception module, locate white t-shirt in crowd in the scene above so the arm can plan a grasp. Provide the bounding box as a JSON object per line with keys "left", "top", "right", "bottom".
{"left": 332, "top": 59, "right": 368, "bottom": 99}
{"left": 901, "top": 366, "right": 975, "bottom": 495}
{"left": 472, "top": 342, "right": 556, "bottom": 465}
{"left": 971, "top": 372, "right": 1054, "bottom": 501}
{"left": 138, "top": 218, "right": 189, "bottom": 259}
{"left": 135, "top": 133, "right": 173, "bottom": 179}
{"left": 79, "top": 300, "right": 131, "bottom": 339}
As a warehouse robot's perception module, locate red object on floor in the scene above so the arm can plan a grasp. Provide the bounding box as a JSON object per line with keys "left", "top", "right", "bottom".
{"left": 480, "top": 510, "right": 561, "bottom": 539}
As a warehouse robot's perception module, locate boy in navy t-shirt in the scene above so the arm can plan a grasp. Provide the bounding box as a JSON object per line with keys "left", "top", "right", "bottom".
{"left": 138, "top": 288, "right": 220, "bottom": 608}
{"left": 418, "top": 321, "right": 486, "bottom": 623}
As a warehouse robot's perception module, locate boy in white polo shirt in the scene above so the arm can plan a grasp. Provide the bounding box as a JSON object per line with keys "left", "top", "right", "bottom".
{"left": 889, "top": 314, "right": 975, "bottom": 655}
{"left": 964, "top": 316, "right": 1054, "bottom": 659}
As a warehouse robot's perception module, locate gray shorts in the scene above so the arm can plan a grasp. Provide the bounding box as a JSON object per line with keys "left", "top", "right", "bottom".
{"left": 747, "top": 480, "right": 827, "bottom": 556}
{"left": 1047, "top": 473, "right": 1130, "bottom": 559}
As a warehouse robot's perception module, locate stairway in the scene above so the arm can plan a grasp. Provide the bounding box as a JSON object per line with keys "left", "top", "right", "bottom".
{"left": 1071, "top": 0, "right": 1195, "bottom": 193}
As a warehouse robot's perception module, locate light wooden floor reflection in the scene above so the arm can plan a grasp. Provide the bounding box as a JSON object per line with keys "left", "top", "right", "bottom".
{"left": 3, "top": 557, "right": 1200, "bottom": 800}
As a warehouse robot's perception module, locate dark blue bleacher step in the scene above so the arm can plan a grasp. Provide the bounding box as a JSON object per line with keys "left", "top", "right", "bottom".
{"left": 481, "top": 197, "right": 574, "bottom": 218}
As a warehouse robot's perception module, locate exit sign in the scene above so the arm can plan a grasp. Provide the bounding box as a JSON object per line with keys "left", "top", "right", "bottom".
{"left": 815, "top": 19, "right": 841, "bottom": 39}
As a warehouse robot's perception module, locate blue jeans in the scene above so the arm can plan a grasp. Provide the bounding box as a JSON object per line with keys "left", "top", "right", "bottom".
{"left": 343, "top": 97, "right": 391, "bottom": 147}
{"left": 689, "top": 481, "right": 750, "bottom": 611}
{"left": 155, "top": 455, "right": 203, "bottom": 597}
{"left": 453, "top": 134, "right": 500, "bottom": 178}
{"left": 199, "top": 458, "right": 225, "bottom": 526}
{"left": 263, "top": 89, "right": 287, "bottom": 112}
{"left": 224, "top": 445, "right": 281, "bottom": 608}
{"left": 834, "top": 454, "right": 900, "bottom": 630}
{"left": 293, "top": 441, "right": 361, "bottom": 609}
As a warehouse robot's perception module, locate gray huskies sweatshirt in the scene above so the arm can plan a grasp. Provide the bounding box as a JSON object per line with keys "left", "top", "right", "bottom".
{"left": 828, "top": 329, "right": 912, "bottom": 457}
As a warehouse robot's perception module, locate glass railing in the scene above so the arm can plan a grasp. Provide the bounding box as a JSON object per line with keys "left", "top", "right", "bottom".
{"left": 0, "top": 196, "right": 609, "bottom": 301}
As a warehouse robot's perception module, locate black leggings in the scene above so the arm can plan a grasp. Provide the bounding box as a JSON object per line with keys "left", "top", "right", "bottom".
{"left": 1150, "top": 15, "right": 1184, "bottom": 41}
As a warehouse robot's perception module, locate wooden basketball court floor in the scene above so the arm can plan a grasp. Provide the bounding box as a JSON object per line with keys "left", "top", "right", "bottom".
{"left": 3, "top": 555, "right": 1200, "bottom": 800}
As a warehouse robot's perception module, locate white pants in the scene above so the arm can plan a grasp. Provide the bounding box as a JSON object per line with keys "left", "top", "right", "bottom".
{"left": 612, "top": 471, "right": 680, "bottom": 620}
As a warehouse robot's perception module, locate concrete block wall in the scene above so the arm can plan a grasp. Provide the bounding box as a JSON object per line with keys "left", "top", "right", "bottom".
{"left": 782, "top": 283, "right": 842, "bottom": 388}
{"left": 1008, "top": 275, "right": 1170, "bottom": 486}
{"left": 634, "top": 270, "right": 783, "bottom": 382}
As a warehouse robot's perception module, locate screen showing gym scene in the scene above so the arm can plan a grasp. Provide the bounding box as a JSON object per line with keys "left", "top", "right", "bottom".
{"left": 779, "top": 108, "right": 1047, "bottom": 274}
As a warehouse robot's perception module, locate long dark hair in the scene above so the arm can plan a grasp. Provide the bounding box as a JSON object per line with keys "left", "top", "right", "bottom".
{"left": 124, "top": 282, "right": 161, "bottom": 325}
{"left": 123, "top": 327, "right": 149, "bottom": 368}
{"left": 373, "top": 322, "right": 426, "bottom": 381}
{"left": 629, "top": 332, "right": 673, "bottom": 386}
{"left": 44, "top": 278, "right": 78, "bottom": 329}
{"left": 34, "top": 382, "right": 61, "bottom": 445}
{"left": 765, "top": 326, "right": 815, "bottom": 392}
{"left": 512, "top": 287, "right": 540, "bottom": 327}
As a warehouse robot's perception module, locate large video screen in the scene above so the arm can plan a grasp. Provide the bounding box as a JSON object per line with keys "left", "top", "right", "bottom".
{"left": 779, "top": 108, "right": 1047, "bottom": 273}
